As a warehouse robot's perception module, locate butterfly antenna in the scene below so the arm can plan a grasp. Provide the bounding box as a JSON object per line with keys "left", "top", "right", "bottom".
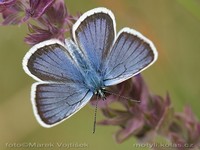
{"left": 104, "top": 90, "right": 140, "bottom": 103}
{"left": 93, "top": 96, "right": 99, "bottom": 134}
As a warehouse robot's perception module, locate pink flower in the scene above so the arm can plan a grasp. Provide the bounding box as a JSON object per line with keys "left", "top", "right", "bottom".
{"left": 0, "top": 0, "right": 55, "bottom": 25}
{"left": 24, "top": 0, "right": 79, "bottom": 45}
{"left": 168, "top": 106, "right": 200, "bottom": 149}
{"left": 0, "top": 0, "right": 27, "bottom": 25}
{"left": 0, "top": 0, "right": 16, "bottom": 12}
{"left": 26, "top": 0, "right": 55, "bottom": 19}
{"left": 0, "top": 0, "right": 78, "bottom": 45}
{"left": 91, "top": 75, "right": 172, "bottom": 143}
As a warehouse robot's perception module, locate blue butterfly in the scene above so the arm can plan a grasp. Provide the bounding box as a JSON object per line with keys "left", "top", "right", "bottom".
{"left": 23, "top": 7, "right": 158, "bottom": 128}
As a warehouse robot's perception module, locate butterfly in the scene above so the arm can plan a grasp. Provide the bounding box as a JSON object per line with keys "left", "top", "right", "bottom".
{"left": 22, "top": 7, "right": 158, "bottom": 128}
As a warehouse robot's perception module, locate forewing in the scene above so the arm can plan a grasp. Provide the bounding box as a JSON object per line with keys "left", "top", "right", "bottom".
{"left": 32, "top": 82, "right": 93, "bottom": 127}
{"left": 103, "top": 28, "right": 158, "bottom": 86}
{"left": 23, "top": 39, "right": 83, "bottom": 82}
{"left": 73, "top": 7, "right": 116, "bottom": 71}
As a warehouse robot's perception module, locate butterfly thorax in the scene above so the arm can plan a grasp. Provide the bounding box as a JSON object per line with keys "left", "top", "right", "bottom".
{"left": 65, "top": 39, "right": 105, "bottom": 93}
{"left": 80, "top": 62, "right": 106, "bottom": 100}
{"left": 82, "top": 66, "right": 105, "bottom": 92}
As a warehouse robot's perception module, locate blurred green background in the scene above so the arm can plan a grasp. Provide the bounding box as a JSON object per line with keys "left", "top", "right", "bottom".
{"left": 0, "top": 0, "right": 200, "bottom": 149}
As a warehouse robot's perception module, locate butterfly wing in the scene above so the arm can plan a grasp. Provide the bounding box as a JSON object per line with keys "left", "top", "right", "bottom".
{"left": 22, "top": 39, "right": 93, "bottom": 127}
{"left": 72, "top": 7, "right": 116, "bottom": 71}
{"left": 23, "top": 39, "right": 84, "bottom": 82}
{"left": 32, "top": 82, "right": 93, "bottom": 127}
{"left": 103, "top": 28, "right": 158, "bottom": 86}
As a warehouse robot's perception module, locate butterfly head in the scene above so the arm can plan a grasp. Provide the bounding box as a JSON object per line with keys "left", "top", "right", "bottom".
{"left": 94, "top": 87, "right": 106, "bottom": 100}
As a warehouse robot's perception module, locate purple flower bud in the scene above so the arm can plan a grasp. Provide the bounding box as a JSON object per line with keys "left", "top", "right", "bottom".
{"left": 1, "top": 0, "right": 56, "bottom": 25}
{"left": 94, "top": 73, "right": 200, "bottom": 147}
{"left": 24, "top": 0, "right": 79, "bottom": 45}
{"left": 24, "top": 23, "right": 56, "bottom": 45}
{"left": 91, "top": 75, "right": 174, "bottom": 143}
{"left": 26, "top": 0, "right": 54, "bottom": 18}
{"left": 168, "top": 106, "right": 200, "bottom": 149}
{"left": 0, "top": 0, "right": 28, "bottom": 25}
{"left": 115, "top": 117, "right": 144, "bottom": 143}
{"left": 0, "top": 0, "right": 16, "bottom": 12}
